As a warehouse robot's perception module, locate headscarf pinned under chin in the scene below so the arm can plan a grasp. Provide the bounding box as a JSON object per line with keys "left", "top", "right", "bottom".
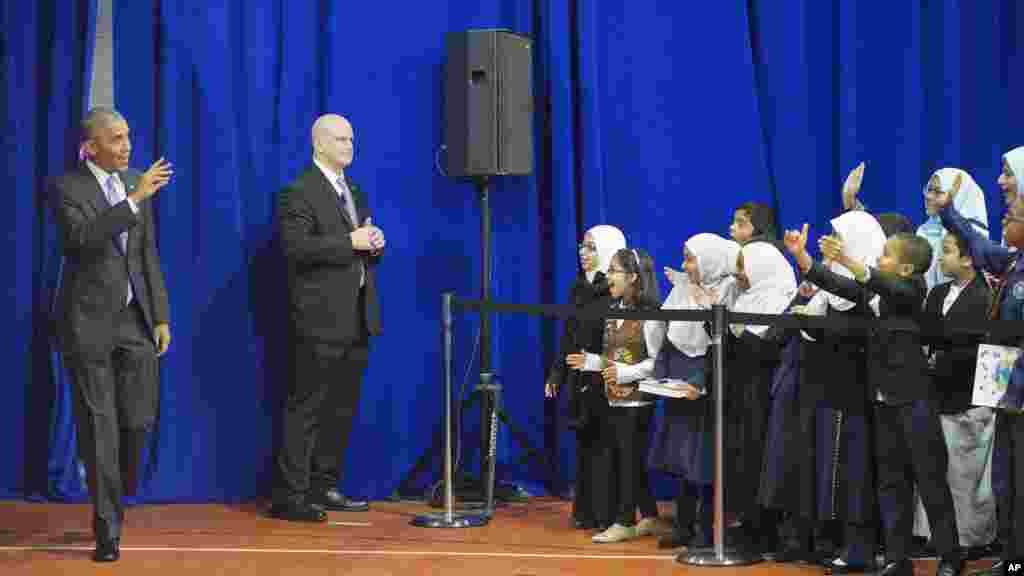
{"left": 828, "top": 211, "right": 887, "bottom": 312}
{"left": 1004, "top": 147, "right": 1024, "bottom": 196}
{"left": 656, "top": 234, "right": 740, "bottom": 357}
{"left": 584, "top": 225, "right": 626, "bottom": 284}
{"left": 1004, "top": 147, "right": 1024, "bottom": 210}
{"left": 731, "top": 242, "right": 797, "bottom": 337}
{"left": 916, "top": 168, "right": 989, "bottom": 291}
{"left": 999, "top": 148, "right": 1024, "bottom": 249}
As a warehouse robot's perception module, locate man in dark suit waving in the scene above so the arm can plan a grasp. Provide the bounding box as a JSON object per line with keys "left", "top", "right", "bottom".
{"left": 271, "top": 114, "right": 384, "bottom": 522}
{"left": 51, "top": 107, "right": 173, "bottom": 562}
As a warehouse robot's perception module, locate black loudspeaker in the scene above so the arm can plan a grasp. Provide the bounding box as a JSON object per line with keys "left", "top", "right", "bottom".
{"left": 445, "top": 29, "right": 533, "bottom": 177}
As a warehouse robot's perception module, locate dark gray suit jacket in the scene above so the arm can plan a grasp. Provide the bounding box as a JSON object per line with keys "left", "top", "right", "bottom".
{"left": 50, "top": 164, "right": 170, "bottom": 361}
{"left": 278, "top": 167, "right": 382, "bottom": 344}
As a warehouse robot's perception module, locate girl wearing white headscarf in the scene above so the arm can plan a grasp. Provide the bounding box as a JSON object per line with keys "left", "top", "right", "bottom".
{"left": 731, "top": 242, "right": 797, "bottom": 335}
{"left": 646, "top": 234, "right": 739, "bottom": 549}
{"left": 791, "top": 212, "right": 886, "bottom": 570}
{"left": 545, "top": 224, "right": 626, "bottom": 532}
{"left": 999, "top": 146, "right": 1024, "bottom": 211}
{"left": 725, "top": 242, "right": 796, "bottom": 552}
{"left": 987, "top": 145, "right": 1024, "bottom": 576}
{"left": 919, "top": 168, "right": 990, "bottom": 291}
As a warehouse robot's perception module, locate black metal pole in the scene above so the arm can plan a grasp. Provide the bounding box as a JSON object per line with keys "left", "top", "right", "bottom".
{"left": 679, "top": 304, "right": 761, "bottom": 565}
{"left": 443, "top": 292, "right": 456, "bottom": 522}
{"left": 410, "top": 293, "right": 488, "bottom": 528}
{"left": 477, "top": 176, "right": 493, "bottom": 499}
{"left": 712, "top": 303, "right": 727, "bottom": 558}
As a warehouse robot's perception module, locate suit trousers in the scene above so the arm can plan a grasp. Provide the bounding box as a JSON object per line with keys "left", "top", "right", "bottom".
{"left": 874, "top": 400, "right": 959, "bottom": 562}
{"left": 67, "top": 301, "right": 157, "bottom": 540}
{"left": 277, "top": 331, "right": 368, "bottom": 505}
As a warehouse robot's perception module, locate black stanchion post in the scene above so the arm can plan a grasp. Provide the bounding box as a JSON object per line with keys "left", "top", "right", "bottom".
{"left": 411, "top": 292, "right": 489, "bottom": 528}
{"left": 679, "top": 304, "right": 762, "bottom": 566}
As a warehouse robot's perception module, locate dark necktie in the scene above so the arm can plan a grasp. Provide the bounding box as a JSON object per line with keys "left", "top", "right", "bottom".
{"left": 336, "top": 176, "right": 358, "bottom": 226}
{"left": 105, "top": 174, "right": 133, "bottom": 305}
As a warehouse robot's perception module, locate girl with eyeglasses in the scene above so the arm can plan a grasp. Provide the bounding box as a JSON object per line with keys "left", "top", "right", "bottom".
{"left": 566, "top": 247, "right": 663, "bottom": 543}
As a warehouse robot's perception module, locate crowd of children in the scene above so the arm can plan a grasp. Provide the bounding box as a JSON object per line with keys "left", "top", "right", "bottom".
{"left": 545, "top": 146, "right": 1024, "bottom": 576}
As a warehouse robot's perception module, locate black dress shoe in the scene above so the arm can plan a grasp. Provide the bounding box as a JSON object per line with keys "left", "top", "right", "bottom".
{"left": 93, "top": 538, "right": 120, "bottom": 562}
{"left": 911, "top": 540, "right": 939, "bottom": 559}
{"left": 315, "top": 489, "right": 369, "bottom": 512}
{"left": 965, "top": 541, "right": 1000, "bottom": 561}
{"left": 657, "top": 530, "right": 690, "bottom": 550}
{"left": 689, "top": 531, "right": 712, "bottom": 549}
{"left": 268, "top": 501, "right": 328, "bottom": 523}
{"left": 573, "top": 518, "right": 597, "bottom": 530}
{"left": 775, "top": 546, "right": 809, "bottom": 564}
{"left": 936, "top": 556, "right": 965, "bottom": 576}
{"left": 879, "top": 559, "right": 914, "bottom": 576}
{"left": 968, "top": 560, "right": 1005, "bottom": 576}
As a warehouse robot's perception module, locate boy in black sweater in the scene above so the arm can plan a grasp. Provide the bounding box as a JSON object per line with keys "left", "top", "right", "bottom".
{"left": 785, "top": 225, "right": 963, "bottom": 576}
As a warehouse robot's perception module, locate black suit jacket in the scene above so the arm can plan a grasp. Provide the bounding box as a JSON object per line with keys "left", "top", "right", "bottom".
{"left": 50, "top": 164, "right": 170, "bottom": 360}
{"left": 804, "top": 262, "right": 930, "bottom": 405}
{"left": 547, "top": 273, "right": 610, "bottom": 385}
{"left": 546, "top": 273, "right": 610, "bottom": 427}
{"left": 923, "top": 275, "right": 992, "bottom": 413}
{"left": 278, "top": 166, "right": 381, "bottom": 344}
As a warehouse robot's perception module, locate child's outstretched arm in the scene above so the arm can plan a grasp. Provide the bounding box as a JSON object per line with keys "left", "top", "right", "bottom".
{"left": 785, "top": 224, "right": 863, "bottom": 302}
{"left": 937, "top": 172, "right": 1015, "bottom": 276}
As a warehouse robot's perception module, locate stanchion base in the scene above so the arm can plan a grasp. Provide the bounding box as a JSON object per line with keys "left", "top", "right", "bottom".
{"left": 410, "top": 511, "right": 490, "bottom": 528}
{"left": 677, "top": 547, "right": 764, "bottom": 567}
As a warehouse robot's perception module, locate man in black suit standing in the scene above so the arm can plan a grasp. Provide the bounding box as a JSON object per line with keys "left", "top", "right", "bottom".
{"left": 271, "top": 114, "right": 384, "bottom": 522}
{"left": 51, "top": 107, "right": 173, "bottom": 562}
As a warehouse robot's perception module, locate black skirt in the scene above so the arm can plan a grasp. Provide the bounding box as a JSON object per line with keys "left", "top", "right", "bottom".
{"left": 647, "top": 344, "right": 711, "bottom": 484}
{"left": 724, "top": 330, "right": 781, "bottom": 517}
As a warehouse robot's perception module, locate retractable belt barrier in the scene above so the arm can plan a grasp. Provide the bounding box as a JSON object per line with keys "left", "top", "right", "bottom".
{"left": 455, "top": 299, "right": 1024, "bottom": 342}
{"left": 445, "top": 296, "right": 1024, "bottom": 567}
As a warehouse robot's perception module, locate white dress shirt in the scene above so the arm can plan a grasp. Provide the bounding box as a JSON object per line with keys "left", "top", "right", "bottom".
{"left": 85, "top": 160, "right": 137, "bottom": 305}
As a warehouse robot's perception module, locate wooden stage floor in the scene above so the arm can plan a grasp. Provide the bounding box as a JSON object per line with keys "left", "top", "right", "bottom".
{"left": 0, "top": 498, "right": 991, "bottom": 575}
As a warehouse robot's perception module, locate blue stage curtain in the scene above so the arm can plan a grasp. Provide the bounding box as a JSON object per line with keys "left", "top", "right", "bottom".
{"left": 574, "top": 0, "right": 773, "bottom": 298}
{"left": 573, "top": 0, "right": 1024, "bottom": 269}
{"left": 0, "top": 0, "right": 95, "bottom": 501}
{"left": 747, "top": 0, "right": 1024, "bottom": 237}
